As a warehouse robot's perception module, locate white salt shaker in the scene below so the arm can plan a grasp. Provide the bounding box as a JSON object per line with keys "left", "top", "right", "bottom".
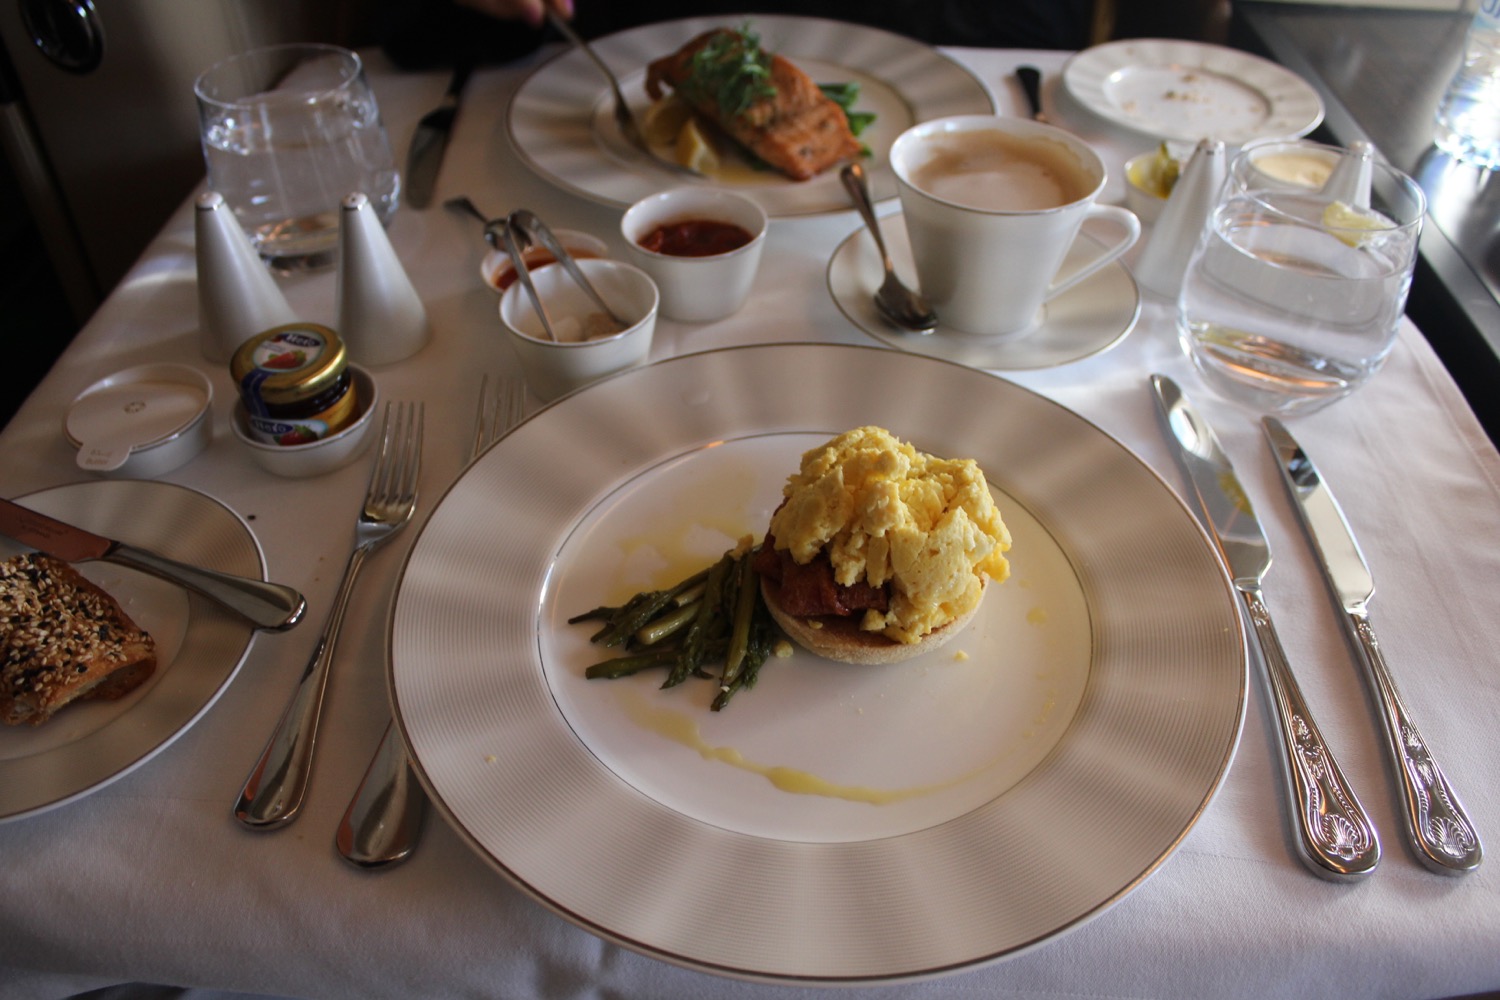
{"left": 335, "top": 192, "right": 429, "bottom": 366}
{"left": 1133, "top": 138, "right": 1227, "bottom": 300}
{"left": 195, "top": 191, "right": 296, "bottom": 362}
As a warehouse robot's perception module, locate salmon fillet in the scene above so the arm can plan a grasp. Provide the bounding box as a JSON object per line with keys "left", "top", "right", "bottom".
{"left": 644, "top": 29, "right": 863, "bottom": 181}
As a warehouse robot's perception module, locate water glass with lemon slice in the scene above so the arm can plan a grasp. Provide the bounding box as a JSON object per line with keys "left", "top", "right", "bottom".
{"left": 1177, "top": 139, "right": 1425, "bottom": 415}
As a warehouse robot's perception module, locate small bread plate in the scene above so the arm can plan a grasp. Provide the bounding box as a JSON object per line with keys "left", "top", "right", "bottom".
{"left": 1062, "top": 38, "right": 1323, "bottom": 145}
{"left": 827, "top": 211, "right": 1140, "bottom": 370}
{"left": 507, "top": 15, "right": 995, "bottom": 216}
{"left": 0, "top": 480, "right": 264, "bottom": 822}
{"left": 389, "top": 343, "right": 1245, "bottom": 983}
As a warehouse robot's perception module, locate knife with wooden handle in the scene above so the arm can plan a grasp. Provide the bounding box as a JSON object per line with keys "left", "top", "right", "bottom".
{"left": 0, "top": 496, "right": 305, "bottom": 631}
{"left": 1263, "top": 417, "right": 1482, "bottom": 874}
{"left": 1151, "top": 375, "right": 1380, "bottom": 880}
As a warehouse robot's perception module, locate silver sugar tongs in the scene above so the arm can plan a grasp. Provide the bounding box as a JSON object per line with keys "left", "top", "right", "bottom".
{"left": 504, "top": 209, "right": 628, "bottom": 342}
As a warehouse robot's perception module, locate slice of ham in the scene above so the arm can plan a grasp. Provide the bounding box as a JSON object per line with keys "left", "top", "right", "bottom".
{"left": 751, "top": 534, "right": 888, "bottom": 617}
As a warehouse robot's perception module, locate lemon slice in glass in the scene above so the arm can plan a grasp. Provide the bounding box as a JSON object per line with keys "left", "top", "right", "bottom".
{"left": 1322, "top": 201, "right": 1389, "bottom": 247}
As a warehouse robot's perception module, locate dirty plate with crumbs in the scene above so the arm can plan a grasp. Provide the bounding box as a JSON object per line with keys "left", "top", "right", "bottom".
{"left": 1062, "top": 38, "right": 1323, "bottom": 144}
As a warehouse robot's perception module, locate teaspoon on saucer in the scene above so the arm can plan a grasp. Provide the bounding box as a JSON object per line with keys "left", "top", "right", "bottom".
{"left": 839, "top": 163, "right": 936, "bottom": 334}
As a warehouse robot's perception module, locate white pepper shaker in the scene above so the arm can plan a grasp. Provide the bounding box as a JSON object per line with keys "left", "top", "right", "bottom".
{"left": 195, "top": 191, "right": 296, "bottom": 363}
{"left": 1133, "top": 138, "right": 1227, "bottom": 300}
{"left": 335, "top": 192, "right": 430, "bottom": 366}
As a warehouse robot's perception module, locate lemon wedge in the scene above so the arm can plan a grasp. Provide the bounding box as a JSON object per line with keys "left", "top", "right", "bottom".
{"left": 674, "top": 118, "right": 719, "bottom": 173}
{"left": 1129, "top": 142, "right": 1180, "bottom": 199}
{"left": 641, "top": 96, "right": 691, "bottom": 146}
{"left": 1148, "top": 142, "right": 1181, "bottom": 197}
{"left": 1322, "top": 201, "right": 1388, "bottom": 247}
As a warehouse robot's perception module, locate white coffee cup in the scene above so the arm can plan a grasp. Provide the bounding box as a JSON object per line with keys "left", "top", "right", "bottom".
{"left": 890, "top": 115, "right": 1140, "bottom": 337}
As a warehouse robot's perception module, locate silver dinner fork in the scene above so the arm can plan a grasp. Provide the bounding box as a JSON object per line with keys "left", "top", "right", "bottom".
{"left": 235, "top": 402, "right": 424, "bottom": 830}
{"left": 545, "top": 9, "right": 704, "bottom": 178}
{"left": 335, "top": 377, "right": 522, "bottom": 867}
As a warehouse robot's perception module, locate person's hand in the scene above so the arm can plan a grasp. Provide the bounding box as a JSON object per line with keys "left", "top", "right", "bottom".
{"left": 455, "top": 0, "right": 572, "bottom": 29}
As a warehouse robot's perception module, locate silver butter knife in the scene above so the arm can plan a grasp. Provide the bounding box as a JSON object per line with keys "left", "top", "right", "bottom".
{"left": 1151, "top": 375, "right": 1380, "bottom": 880}
{"left": 404, "top": 62, "right": 471, "bottom": 210}
{"left": 1263, "top": 417, "right": 1482, "bottom": 874}
{"left": 0, "top": 496, "right": 305, "bottom": 631}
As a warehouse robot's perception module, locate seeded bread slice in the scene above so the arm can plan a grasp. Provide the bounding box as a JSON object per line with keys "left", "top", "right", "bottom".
{"left": 1, "top": 552, "right": 157, "bottom": 726}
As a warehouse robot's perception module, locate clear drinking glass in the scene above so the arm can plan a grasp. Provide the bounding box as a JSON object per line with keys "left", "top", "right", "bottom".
{"left": 1177, "top": 139, "right": 1425, "bottom": 415}
{"left": 194, "top": 44, "right": 399, "bottom": 272}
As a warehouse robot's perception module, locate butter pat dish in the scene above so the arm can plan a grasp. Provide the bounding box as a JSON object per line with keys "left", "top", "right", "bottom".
{"left": 65, "top": 364, "right": 213, "bottom": 477}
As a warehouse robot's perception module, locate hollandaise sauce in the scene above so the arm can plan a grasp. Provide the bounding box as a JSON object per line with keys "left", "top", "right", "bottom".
{"left": 618, "top": 688, "right": 1000, "bottom": 805}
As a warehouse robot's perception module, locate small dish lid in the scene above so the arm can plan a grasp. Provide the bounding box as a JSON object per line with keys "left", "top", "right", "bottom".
{"left": 65, "top": 363, "right": 213, "bottom": 473}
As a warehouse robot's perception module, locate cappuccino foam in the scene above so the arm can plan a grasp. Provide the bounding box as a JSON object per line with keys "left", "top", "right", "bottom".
{"left": 908, "top": 130, "right": 1094, "bottom": 212}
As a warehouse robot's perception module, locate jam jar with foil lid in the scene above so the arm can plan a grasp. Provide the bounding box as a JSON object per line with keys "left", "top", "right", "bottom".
{"left": 231, "top": 323, "right": 358, "bottom": 446}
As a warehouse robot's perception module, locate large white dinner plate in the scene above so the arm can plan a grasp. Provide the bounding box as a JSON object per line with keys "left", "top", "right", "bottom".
{"left": 1063, "top": 38, "right": 1323, "bottom": 145}
{"left": 507, "top": 16, "right": 995, "bottom": 215}
{"left": 0, "top": 480, "right": 264, "bottom": 822}
{"left": 390, "top": 344, "right": 1247, "bottom": 983}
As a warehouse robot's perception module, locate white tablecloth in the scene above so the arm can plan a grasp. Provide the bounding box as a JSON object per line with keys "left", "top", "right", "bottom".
{"left": 2, "top": 41, "right": 1497, "bottom": 1000}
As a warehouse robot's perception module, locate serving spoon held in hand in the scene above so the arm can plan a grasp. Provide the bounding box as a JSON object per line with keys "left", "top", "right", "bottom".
{"left": 839, "top": 162, "right": 936, "bottom": 334}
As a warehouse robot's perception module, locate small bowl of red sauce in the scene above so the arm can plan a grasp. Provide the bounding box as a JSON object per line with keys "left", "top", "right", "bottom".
{"left": 480, "top": 228, "right": 609, "bottom": 294}
{"left": 621, "top": 187, "right": 768, "bottom": 322}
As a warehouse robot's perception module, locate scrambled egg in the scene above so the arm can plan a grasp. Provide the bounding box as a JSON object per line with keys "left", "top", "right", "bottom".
{"left": 769, "top": 427, "right": 1011, "bottom": 643}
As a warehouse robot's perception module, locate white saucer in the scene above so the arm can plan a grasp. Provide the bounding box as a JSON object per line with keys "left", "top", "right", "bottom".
{"left": 827, "top": 212, "right": 1141, "bottom": 370}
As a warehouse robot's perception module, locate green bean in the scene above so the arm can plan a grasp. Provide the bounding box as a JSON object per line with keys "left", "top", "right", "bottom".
{"left": 674, "top": 581, "right": 706, "bottom": 606}
{"left": 669, "top": 553, "right": 733, "bottom": 688}
{"left": 574, "top": 550, "right": 778, "bottom": 710}
{"left": 712, "top": 604, "right": 774, "bottom": 710}
{"left": 585, "top": 648, "right": 681, "bottom": 679}
{"left": 580, "top": 590, "right": 653, "bottom": 642}
{"left": 585, "top": 640, "right": 729, "bottom": 681}
{"left": 593, "top": 567, "right": 709, "bottom": 647}
{"left": 720, "top": 549, "right": 760, "bottom": 689}
{"left": 567, "top": 605, "right": 619, "bottom": 625}
{"left": 635, "top": 599, "right": 700, "bottom": 646}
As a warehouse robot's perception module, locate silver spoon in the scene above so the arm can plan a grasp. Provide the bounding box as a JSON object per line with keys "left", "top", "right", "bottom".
{"left": 444, "top": 195, "right": 507, "bottom": 248}
{"left": 839, "top": 163, "right": 936, "bottom": 334}
{"left": 509, "top": 209, "right": 629, "bottom": 332}
{"left": 502, "top": 221, "right": 561, "bottom": 342}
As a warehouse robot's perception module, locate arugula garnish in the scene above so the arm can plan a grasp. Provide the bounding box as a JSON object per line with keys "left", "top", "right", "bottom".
{"left": 679, "top": 23, "right": 878, "bottom": 165}
{"left": 819, "top": 82, "right": 875, "bottom": 137}
{"left": 683, "top": 24, "right": 777, "bottom": 122}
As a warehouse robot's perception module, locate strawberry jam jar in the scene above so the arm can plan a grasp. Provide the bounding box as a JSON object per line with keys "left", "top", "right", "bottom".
{"left": 231, "top": 323, "right": 357, "bottom": 446}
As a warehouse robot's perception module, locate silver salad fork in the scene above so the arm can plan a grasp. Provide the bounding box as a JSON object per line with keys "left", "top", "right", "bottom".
{"left": 236, "top": 402, "right": 425, "bottom": 830}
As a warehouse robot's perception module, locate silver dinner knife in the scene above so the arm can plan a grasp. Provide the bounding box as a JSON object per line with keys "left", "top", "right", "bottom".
{"left": 1263, "top": 417, "right": 1482, "bottom": 874}
{"left": 404, "top": 62, "right": 470, "bottom": 209}
{"left": 1151, "top": 375, "right": 1380, "bottom": 879}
